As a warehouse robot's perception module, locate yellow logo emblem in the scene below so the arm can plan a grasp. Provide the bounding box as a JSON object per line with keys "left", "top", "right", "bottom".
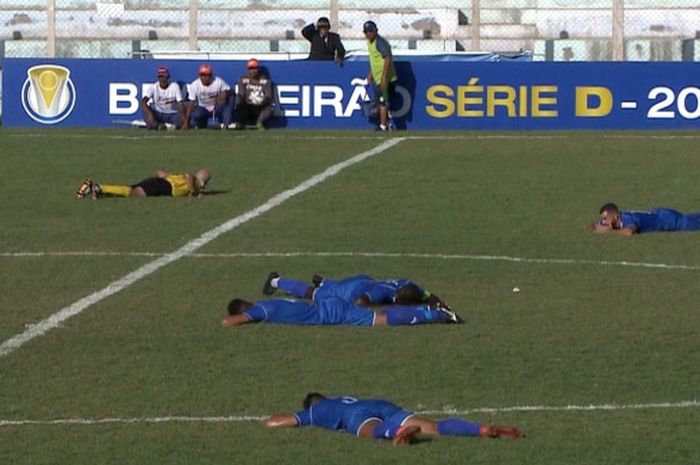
{"left": 21, "top": 65, "right": 76, "bottom": 124}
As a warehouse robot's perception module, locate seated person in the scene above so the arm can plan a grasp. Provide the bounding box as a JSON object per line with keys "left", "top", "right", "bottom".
{"left": 230, "top": 58, "right": 273, "bottom": 130}
{"left": 140, "top": 66, "right": 185, "bottom": 130}
{"left": 184, "top": 64, "right": 232, "bottom": 129}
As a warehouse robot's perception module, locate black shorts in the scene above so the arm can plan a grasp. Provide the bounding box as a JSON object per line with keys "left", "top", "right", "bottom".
{"left": 131, "top": 177, "right": 172, "bottom": 197}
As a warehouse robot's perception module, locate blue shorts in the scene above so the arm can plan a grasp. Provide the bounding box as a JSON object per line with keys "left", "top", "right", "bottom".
{"left": 346, "top": 406, "right": 414, "bottom": 437}
{"left": 316, "top": 297, "right": 374, "bottom": 326}
{"left": 313, "top": 274, "right": 373, "bottom": 303}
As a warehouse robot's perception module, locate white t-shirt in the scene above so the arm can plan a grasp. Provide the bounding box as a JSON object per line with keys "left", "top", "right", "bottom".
{"left": 144, "top": 81, "right": 183, "bottom": 114}
{"left": 187, "top": 77, "right": 230, "bottom": 111}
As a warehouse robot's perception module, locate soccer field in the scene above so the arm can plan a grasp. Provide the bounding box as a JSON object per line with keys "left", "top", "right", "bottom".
{"left": 0, "top": 129, "right": 698, "bottom": 464}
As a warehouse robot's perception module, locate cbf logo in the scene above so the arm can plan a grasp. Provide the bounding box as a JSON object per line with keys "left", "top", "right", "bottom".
{"left": 21, "top": 65, "right": 76, "bottom": 124}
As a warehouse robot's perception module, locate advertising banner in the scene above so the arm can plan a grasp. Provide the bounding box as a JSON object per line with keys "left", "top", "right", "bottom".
{"left": 3, "top": 58, "right": 699, "bottom": 130}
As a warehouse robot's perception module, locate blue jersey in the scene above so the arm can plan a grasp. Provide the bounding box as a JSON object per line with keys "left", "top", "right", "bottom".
{"left": 620, "top": 208, "right": 700, "bottom": 233}
{"left": 314, "top": 275, "right": 422, "bottom": 304}
{"left": 294, "top": 396, "right": 413, "bottom": 436}
{"left": 243, "top": 298, "right": 374, "bottom": 326}
{"left": 244, "top": 299, "right": 321, "bottom": 325}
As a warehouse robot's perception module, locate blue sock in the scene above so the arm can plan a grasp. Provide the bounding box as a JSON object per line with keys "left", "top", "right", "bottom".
{"left": 371, "top": 422, "right": 401, "bottom": 440}
{"left": 384, "top": 306, "right": 446, "bottom": 326}
{"left": 277, "top": 278, "right": 311, "bottom": 298}
{"left": 437, "top": 418, "right": 482, "bottom": 437}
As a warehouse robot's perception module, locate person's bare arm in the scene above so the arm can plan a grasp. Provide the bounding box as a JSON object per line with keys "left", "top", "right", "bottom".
{"left": 183, "top": 173, "right": 196, "bottom": 195}
{"left": 221, "top": 314, "right": 252, "bottom": 327}
{"left": 588, "top": 222, "right": 637, "bottom": 236}
{"left": 380, "top": 55, "right": 393, "bottom": 92}
{"left": 156, "top": 170, "right": 169, "bottom": 178}
{"left": 265, "top": 414, "right": 299, "bottom": 428}
{"left": 177, "top": 102, "right": 187, "bottom": 130}
{"left": 141, "top": 97, "right": 156, "bottom": 126}
{"left": 183, "top": 100, "right": 195, "bottom": 127}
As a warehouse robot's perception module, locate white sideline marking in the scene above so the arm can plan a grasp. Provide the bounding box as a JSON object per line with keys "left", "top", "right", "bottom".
{"left": 0, "top": 400, "right": 696, "bottom": 427}
{"left": 0, "top": 138, "right": 405, "bottom": 358}
{"left": 3, "top": 251, "right": 700, "bottom": 272}
{"left": 8, "top": 133, "right": 700, "bottom": 142}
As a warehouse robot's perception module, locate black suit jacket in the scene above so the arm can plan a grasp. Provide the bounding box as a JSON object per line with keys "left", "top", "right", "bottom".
{"left": 301, "top": 24, "right": 346, "bottom": 61}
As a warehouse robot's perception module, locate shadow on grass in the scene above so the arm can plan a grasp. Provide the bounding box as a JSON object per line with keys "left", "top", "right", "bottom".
{"left": 202, "top": 189, "right": 231, "bottom": 196}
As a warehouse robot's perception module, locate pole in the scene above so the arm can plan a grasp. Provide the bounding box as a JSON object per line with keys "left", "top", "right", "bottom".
{"left": 612, "top": 0, "right": 624, "bottom": 61}
{"left": 47, "top": 0, "right": 56, "bottom": 57}
{"left": 189, "top": 0, "right": 198, "bottom": 51}
{"left": 471, "top": 0, "right": 480, "bottom": 51}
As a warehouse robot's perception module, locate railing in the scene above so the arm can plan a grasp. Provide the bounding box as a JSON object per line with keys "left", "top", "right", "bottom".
{"left": 0, "top": 1, "right": 698, "bottom": 60}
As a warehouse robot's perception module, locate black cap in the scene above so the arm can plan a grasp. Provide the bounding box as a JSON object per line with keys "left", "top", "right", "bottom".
{"left": 363, "top": 20, "right": 377, "bottom": 32}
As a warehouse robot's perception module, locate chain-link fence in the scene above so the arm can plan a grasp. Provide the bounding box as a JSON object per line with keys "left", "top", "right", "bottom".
{"left": 1, "top": 1, "right": 698, "bottom": 60}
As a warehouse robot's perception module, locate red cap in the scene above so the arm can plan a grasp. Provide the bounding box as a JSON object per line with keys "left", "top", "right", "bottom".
{"left": 247, "top": 58, "right": 260, "bottom": 69}
{"left": 156, "top": 66, "right": 169, "bottom": 76}
{"left": 198, "top": 64, "right": 213, "bottom": 75}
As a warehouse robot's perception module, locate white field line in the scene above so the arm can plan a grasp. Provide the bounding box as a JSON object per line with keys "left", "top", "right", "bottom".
{"left": 3, "top": 251, "right": 700, "bottom": 272}
{"left": 7, "top": 133, "right": 700, "bottom": 142}
{"left": 0, "top": 138, "right": 405, "bottom": 358}
{"left": 0, "top": 400, "right": 697, "bottom": 427}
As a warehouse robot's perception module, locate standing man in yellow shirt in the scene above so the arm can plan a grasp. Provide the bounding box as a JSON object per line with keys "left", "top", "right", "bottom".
{"left": 363, "top": 20, "right": 397, "bottom": 131}
{"left": 75, "top": 168, "right": 211, "bottom": 199}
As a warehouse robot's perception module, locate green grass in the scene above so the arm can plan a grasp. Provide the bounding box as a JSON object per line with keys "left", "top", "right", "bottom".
{"left": 0, "top": 129, "right": 698, "bottom": 464}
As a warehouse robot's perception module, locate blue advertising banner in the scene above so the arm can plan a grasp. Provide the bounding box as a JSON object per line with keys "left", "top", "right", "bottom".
{"left": 2, "top": 58, "right": 699, "bottom": 130}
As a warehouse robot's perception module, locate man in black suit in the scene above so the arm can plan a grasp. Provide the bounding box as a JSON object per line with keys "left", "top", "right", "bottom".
{"left": 301, "top": 17, "right": 346, "bottom": 63}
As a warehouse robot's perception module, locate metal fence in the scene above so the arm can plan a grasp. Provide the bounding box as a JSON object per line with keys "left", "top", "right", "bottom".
{"left": 1, "top": 0, "right": 699, "bottom": 60}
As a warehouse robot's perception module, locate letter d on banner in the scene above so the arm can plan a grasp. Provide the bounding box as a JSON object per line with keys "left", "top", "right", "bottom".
{"left": 575, "top": 86, "right": 612, "bottom": 117}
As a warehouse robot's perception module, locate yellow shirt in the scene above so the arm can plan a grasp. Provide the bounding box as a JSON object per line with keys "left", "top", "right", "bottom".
{"left": 165, "top": 173, "right": 199, "bottom": 197}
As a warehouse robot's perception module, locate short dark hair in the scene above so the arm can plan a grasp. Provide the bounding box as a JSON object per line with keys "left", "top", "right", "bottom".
{"left": 302, "top": 392, "right": 326, "bottom": 409}
{"left": 227, "top": 298, "right": 252, "bottom": 315}
{"left": 394, "top": 283, "right": 424, "bottom": 305}
{"left": 317, "top": 17, "right": 330, "bottom": 28}
{"left": 599, "top": 203, "right": 620, "bottom": 215}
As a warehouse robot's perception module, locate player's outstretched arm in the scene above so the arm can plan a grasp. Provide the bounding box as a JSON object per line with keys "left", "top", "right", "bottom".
{"left": 265, "top": 414, "right": 299, "bottom": 428}
{"left": 156, "top": 170, "right": 170, "bottom": 178}
{"left": 609, "top": 226, "right": 637, "bottom": 236}
{"left": 588, "top": 222, "right": 636, "bottom": 235}
{"left": 221, "top": 314, "right": 251, "bottom": 327}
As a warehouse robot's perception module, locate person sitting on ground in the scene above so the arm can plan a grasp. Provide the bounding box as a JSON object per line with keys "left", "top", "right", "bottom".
{"left": 140, "top": 65, "right": 185, "bottom": 130}
{"left": 265, "top": 393, "right": 523, "bottom": 445}
{"left": 75, "top": 169, "right": 211, "bottom": 199}
{"left": 230, "top": 58, "right": 273, "bottom": 130}
{"left": 184, "top": 64, "right": 232, "bottom": 129}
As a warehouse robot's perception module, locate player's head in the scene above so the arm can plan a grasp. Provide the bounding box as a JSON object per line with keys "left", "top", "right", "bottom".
{"left": 156, "top": 66, "right": 170, "bottom": 86}
{"left": 363, "top": 20, "right": 378, "bottom": 41}
{"left": 227, "top": 298, "right": 253, "bottom": 316}
{"left": 198, "top": 64, "right": 213, "bottom": 85}
{"left": 195, "top": 168, "right": 211, "bottom": 191}
{"left": 316, "top": 16, "right": 331, "bottom": 36}
{"left": 394, "top": 283, "right": 423, "bottom": 305}
{"left": 598, "top": 202, "right": 621, "bottom": 228}
{"left": 247, "top": 58, "right": 260, "bottom": 78}
{"left": 302, "top": 392, "right": 326, "bottom": 409}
